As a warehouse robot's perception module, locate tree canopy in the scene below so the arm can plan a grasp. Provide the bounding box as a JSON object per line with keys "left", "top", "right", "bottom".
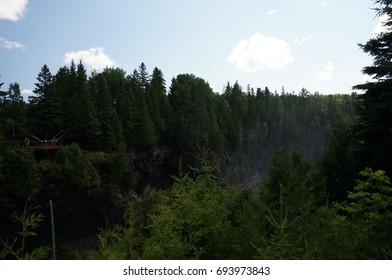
{"left": 1, "top": 1, "right": 392, "bottom": 259}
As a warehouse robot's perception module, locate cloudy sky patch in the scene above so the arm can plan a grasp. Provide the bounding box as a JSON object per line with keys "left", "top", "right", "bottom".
{"left": 0, "top": 0, "right": 28, "bottom": 21}
{"left": 64, "top": 47, "right": 117, "bottom": 70}
{"left": 227, "top": 33, "right": 294, "bottom": 72}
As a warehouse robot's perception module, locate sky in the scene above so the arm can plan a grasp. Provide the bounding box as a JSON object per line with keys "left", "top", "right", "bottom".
{"left": 0, "top": 0, "right": 386, "bottom": 100}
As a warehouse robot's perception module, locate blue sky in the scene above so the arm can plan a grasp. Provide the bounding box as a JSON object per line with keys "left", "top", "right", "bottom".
{"left": 0, "top": 0, "right": 384, "bottom": 99}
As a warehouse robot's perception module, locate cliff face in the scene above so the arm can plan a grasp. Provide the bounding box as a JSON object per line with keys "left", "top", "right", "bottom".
{"left": 216, "top": 119, "right": 332, "bottom": 186}
{"left": 130, "top": 146, "right": 171, "bottom": 191}
{"left": 122, "top": 117, "right": 334, "bottom": 195}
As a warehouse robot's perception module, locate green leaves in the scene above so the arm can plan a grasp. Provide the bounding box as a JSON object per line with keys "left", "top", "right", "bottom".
{"left": 143, "top": 162, "right": 236, "bottom": 259}
{"left": 0, "top": 193, "right": 49, "bottom": 260}
{"left": 90, "top": 158, "right": 243, "bottom": 260}
{"left": 168, "top": 74, "right": 223, "bottom": 152}
{"left": 55, "top": 144, "right": 100, "bottom": 190}
{"left": 334, "top": 168, "right": 392, "bottom": 258}
{"left": 352, "top": 1, "right": 392, "bottom": 177}
{"left": 89, "top": 72, "right": 124, "bottom": 150}
{"left": 133, "top": 102, "right": 157, "bottom": 148}
{"left": 343, "top": 168, "right": 392, "bottom": 219}
{"left": 1, "top": 145, "right": 40, "bottom": 202}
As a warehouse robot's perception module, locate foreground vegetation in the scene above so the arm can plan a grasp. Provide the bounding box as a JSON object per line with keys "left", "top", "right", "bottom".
{"left": 1, "top": 0, "right": 392, "bottom": 260}
{"left": 1, "top": 143, "right": 391, "bottom": 259}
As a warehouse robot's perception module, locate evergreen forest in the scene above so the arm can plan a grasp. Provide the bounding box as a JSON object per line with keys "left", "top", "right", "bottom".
{"left": 1, "top": 0, "right": 392, "bottom": 260}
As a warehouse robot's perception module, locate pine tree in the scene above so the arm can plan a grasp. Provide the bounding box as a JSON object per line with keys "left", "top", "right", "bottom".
{"left": 318, "top": 121, "right": 356, "bottom": 201}
{"left": 69, "top": 62, "right": 101, "bottom": 148}
{"left": 168, "top": 75, "right": 194, "bottom": 151}
{"left": 353, "top": 0, "right": 392, "bottom": 176}
{"left": 90, "top": 73, "right": 124, "bottom": 150}
{"left": 29, "top": 64, "right": 52, "bottom": 105}
{"left": 28, "top": 65, "right": 63, "bottom": 138}
{"left": 341, "top": 168, "right": 392, "bottom": 258}
{"left": 134, "top": 100, "right": 157, "bottom": 148}
{"left": 101, "top": 68, "right": 135, "bottom": 146}
{"left": 137, "top": 62, "right": 150, "bottom": 93}
{"left": 149, "top": 67, "right": 168, "bottom": 136}
{"left": 261, "top": 149, "right": 315, "bottom": 256}
{"left": 57, "top": 61, "right": 78, "bottom": 133}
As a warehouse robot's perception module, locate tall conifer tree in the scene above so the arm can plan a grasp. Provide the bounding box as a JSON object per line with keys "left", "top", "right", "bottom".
{"left": 353, "top": 0, "right": 392, "bottom": 176}
{"left": 90, "top": 73, "right": 124, "bottom": 150}
{"left": 70, "top": 62, "right": 101, "bottom": 148}
{"left": 29, "top": 65, "right": 63, "bottom": 137}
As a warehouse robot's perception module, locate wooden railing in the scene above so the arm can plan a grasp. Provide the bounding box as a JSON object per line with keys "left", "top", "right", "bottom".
{"left": 6, "top": 130, "right": 67, "bottom": 151}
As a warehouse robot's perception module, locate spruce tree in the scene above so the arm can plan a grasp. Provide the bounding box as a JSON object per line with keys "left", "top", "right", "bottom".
{"left": 137, "top": 62, "right": 150, "bottom": 93}
{"left": 29, "top": 65, "right": 63, "bottom": 138}
{"left": 149, "top": 67, "right": 168, "bottom": 136}
{"left": 134, "top": 100, "right": 157, "bottom": 148}
{"left": 101, "top": 68, "right": 135, "bottom": 146}
{"left": 353, "top": 0, "right": 392, "bottom": 176}
{"left": 30, "top": 64, "right": 52, "bottom": 105}
{"left": 70, "top": 62, "right": 101, "bottom": 148}
{"left": 90, "top": 73, "right": 124, "bottom": 150}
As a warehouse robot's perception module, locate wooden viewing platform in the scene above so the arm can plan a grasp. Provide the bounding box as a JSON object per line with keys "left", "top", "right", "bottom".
{"left": 6, "top": 139, "right": 60, "bottom": 150}
{"left": 6, "top": 130, "right": 67, "bottom": 151}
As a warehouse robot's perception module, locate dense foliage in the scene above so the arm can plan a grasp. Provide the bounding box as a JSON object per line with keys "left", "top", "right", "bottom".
{"left": 352, "top": 0, "right": 392, "bottom": 178}
{"left": 1, "top": 0, "right": 392, "bottom": 259}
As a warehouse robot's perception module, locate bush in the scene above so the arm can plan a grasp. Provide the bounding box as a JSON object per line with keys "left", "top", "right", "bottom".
{"left": 55, "top": 144, "right": 100, "bottom": 190}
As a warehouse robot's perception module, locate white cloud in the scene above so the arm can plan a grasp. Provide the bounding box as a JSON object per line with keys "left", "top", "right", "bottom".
{"left": 295, "top": 35, "right": 313, "bottom": 45}
{"left": 227, "top": 33, "right": 294, "bottom": 72}
{"left": 374, "top": 13, "right": 389, "bottom": 36}
{"left": 21, "top": 89, "right": 33, "bottom": 101}
{"left": 64, "top": 47, "right": 117, "bottom": 70}
{"left": 316, "top": 61, "right": 334, "bottom": 81}
{"left": 321, "top": 0, "right": 328, "bottom": 6}
{"left": 21, "top": 88, "right": 32, "bottom": 95}
{"left": 0, "top": 0, "right": 28, "bottom": 21}
{"left": 0, "top": 36, "right": 25, "bottom": 50}
{"left": 266, "top": 9, "right": 277, "bottom": 17}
